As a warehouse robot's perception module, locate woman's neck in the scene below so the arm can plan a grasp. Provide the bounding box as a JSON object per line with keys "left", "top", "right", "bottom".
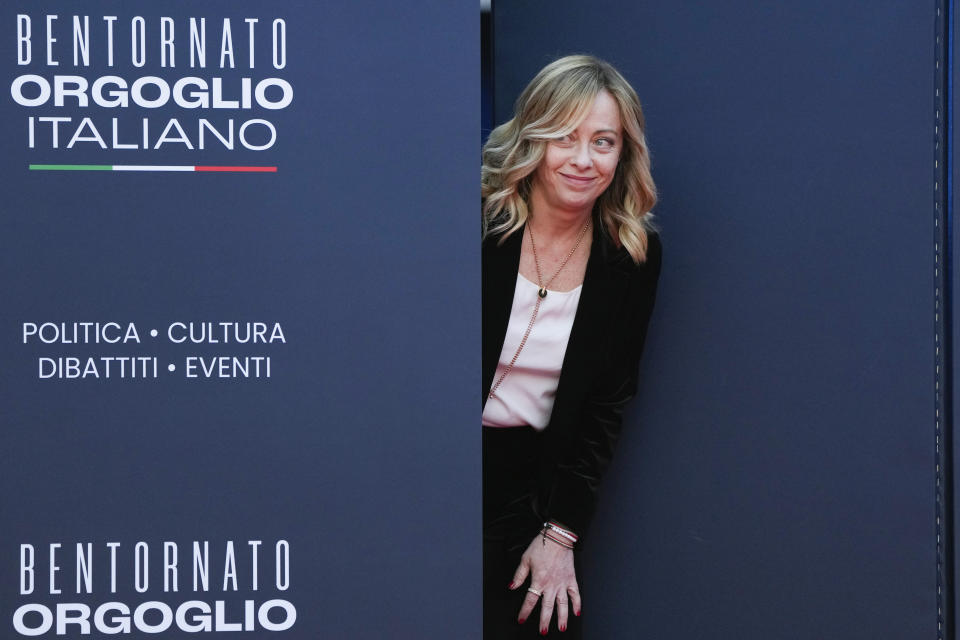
{"left": 527, "top": 188, "right": 593, "bottom": 244}
{"left": 526, "top": 210, "right": 593, "bottom": 248}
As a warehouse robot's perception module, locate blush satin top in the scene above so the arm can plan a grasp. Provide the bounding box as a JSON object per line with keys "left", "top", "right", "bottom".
{"left": 481, "top": 272, "right": 582, "bottom": 429}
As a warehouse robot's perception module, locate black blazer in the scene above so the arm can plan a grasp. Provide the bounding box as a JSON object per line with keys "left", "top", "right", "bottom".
{"left": 482, "top": 222, "right": 662, "bottom": 538}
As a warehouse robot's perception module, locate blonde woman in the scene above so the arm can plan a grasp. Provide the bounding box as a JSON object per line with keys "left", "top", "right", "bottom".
{"left": 482, "top": 55, "right": 662, "bottom": 638}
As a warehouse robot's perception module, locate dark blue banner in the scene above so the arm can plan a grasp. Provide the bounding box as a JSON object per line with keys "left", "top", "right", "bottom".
{"left": 0, "top": 2, "right": 479, "bottom": 638}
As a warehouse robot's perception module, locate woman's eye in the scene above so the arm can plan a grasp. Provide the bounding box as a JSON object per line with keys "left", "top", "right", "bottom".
{"left": 594, "top": 137, "right": 614, "bottom": 147}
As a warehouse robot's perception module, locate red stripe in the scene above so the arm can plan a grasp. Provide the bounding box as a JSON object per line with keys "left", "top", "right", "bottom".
{"left": 194, "top": 166, "right": 278, "bottom": 172}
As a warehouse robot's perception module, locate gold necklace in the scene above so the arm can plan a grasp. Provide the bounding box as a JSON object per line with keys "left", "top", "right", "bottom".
{"left": 488, "top": 219, "right": 591, "bottom": 400}
{"left": 528, "top": 219, "right": 591, "bottom": 299}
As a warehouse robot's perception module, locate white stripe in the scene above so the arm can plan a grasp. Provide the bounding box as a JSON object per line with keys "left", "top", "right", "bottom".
{"left": 112, "top": 165, "right": 195, "bottom": 172}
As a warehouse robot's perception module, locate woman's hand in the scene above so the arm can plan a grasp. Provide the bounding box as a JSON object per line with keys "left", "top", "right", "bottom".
{"left": 509, "top": 532, "right": 582, "bottom": 634}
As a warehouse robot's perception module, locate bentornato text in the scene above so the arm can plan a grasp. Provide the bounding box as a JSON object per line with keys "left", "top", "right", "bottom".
{"left": 15, "top": 540, "right": 295, "bottom": 635}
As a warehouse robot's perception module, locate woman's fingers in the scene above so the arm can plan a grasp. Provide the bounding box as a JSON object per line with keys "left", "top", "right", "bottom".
{"left": 555, "top": 590, "right": 569, "bottom": 632}
{"left": 538, "top": 587, "right": 558, "bottom": 634}
{"left": 517, "top": 587, "right": 542, "bottom": 624}
{"left": 516, "top": 583, "right": 579, "bottom": 631}
{"left": 568, "top": 582, "right": 582, "bottom": 618}
{"left": 509, "top": 558, "right": 530, "bottom": 590}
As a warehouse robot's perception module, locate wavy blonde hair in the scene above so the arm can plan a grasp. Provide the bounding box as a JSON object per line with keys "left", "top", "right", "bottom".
{"left": 482, "top": 55, "right": 657, "bottom": 264}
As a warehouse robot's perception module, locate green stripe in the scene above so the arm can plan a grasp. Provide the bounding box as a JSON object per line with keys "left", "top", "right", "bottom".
{"left": 29, "top": 164, "right": 113, "bottom": 171}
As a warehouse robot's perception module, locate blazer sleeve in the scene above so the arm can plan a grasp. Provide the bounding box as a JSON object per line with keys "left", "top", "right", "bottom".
{"left": 544, "top": 233, "right": 663, "bottom": 538}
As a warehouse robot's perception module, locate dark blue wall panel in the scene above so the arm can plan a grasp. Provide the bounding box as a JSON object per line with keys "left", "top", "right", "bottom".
{"left": 496, "top": 2, "right": 936, "bottom": 637}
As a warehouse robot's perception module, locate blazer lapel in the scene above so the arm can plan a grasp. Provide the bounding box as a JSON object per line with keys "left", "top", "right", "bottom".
{"left": 544, "top": 224, "right": 628, "bottom": 448}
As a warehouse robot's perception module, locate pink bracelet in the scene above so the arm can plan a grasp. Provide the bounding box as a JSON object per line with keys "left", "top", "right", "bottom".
{"left": 543, "top": 521, "right": 578, "bottom": 543}
{"left": 541, "top": 529, "right": 575, "bottom": 550}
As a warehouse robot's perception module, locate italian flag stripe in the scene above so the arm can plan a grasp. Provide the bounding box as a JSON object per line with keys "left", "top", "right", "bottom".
{"left": 29, "top": 164, "right": 277, "bottom": 173}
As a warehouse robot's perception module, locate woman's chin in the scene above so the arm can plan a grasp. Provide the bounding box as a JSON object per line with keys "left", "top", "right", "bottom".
{"left": 557, "top": 196, "right": 598, "bottom": 214}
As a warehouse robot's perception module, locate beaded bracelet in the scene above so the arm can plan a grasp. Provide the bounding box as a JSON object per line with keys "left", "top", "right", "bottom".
{"left": 544, "top": 522, "right": 578, "bottom": 543}
{"left": 540, "top": 521, "right": 577, "bottom": 550}
{"left": 542, "top": 529, "right": 575, "bottom": 549}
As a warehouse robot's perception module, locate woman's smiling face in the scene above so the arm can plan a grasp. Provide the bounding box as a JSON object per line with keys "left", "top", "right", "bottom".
{"left": 531, "top": 90, "right": 623, "bottom": 218}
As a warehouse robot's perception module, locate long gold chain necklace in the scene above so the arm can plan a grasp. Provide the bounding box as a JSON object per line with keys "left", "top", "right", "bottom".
{"left": 487, "top": 219, "right": 591, "bottom": 400}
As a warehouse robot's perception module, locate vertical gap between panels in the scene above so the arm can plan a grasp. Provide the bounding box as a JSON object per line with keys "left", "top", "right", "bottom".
{"left": 937, "top": 0, "right": 954, "bottom": 638}
{"left": 481, "top": 3, "right": 493, "bottom": 142}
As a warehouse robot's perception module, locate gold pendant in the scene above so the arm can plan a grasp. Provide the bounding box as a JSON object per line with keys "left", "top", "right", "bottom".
{"left": 538, "top": 287, "right": 547, "bottom": 299}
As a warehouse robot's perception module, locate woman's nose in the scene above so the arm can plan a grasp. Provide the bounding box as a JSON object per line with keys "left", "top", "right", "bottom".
{"left": 570, "top": 142, "right": 593, "bottom": 169}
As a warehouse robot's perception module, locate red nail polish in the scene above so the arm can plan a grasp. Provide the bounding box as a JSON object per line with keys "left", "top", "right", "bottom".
{"left": 560, "top": 624, "right": 566, "bottom": 632}
{"left": 540, "top": 629, "right": 548, "bottom": 636}
{"left": 518, "top": 618, "right": 526, "bottom": 625}
{"left": 574, "top": 610, "right": 581, "bottom": 617}
{"left": 508, "top": 581, "right": 515, "bottom": 589}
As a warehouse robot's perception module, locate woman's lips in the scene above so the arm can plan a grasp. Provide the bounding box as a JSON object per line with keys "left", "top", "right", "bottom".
{"left": 559, "top": 172, "right": 596, "bottom": 187}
